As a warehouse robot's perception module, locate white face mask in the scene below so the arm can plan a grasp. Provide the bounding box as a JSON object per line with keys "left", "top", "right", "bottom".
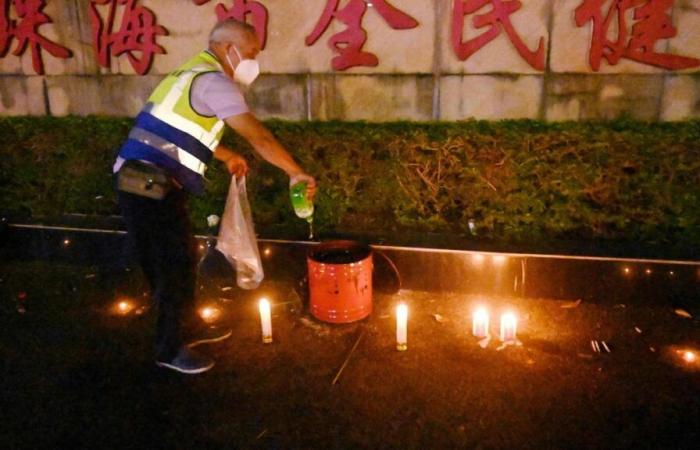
{"left": 226, "top": 45, "right": 260, "bottom": 86}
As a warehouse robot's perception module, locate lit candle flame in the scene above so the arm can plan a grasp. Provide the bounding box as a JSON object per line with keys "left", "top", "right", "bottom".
{"left": 259, "top": 298, "right": 272, "bottom": 344}
{"left": 199, "top": 306, "right": 221, "bottom": 323}
{"left": 115, "top": 299, "right": 135, "bottom": 315}
{"left": 472, "top": 307, "right": 490, "bottom": 338}
{"left": 500, "top": 312, "right": 517, "bottom": 342}
{"left": 264, "top": 247, "right": 272, "bottom": 256}
{"left": 682, "top": 350, "right": 696, "bottom": 363}
{"left": 396, "top": 303, "right": 408, "bottom": 351}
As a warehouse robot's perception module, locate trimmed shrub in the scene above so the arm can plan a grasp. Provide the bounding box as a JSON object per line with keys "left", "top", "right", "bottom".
{"left": 1, "top": 116, "right": 699, "bottom": 248}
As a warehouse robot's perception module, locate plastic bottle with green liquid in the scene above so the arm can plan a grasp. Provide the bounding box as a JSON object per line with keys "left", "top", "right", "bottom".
{"left": 290, "top": 177, "right": 314, "bottom": 239}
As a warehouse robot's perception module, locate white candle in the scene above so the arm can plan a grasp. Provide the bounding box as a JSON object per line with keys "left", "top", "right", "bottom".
{"left": 500, "top": 312, "right": 517, "bottom": 342}
{"left": 396, "top": 303, "right": 408, "bottom": 351}
{"left": 472, "top": 307, "right": 490, "bottom": 338}
{"left": 259, "top": 298, "right": 272, "bottom": 344}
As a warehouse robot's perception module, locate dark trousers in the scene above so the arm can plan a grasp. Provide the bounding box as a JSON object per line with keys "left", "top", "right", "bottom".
{"left": 118, "top": 188, "right": 197, "bottom": 360}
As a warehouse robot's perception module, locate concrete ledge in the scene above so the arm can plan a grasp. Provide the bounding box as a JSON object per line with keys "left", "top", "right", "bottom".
{"left": 245, "top": 74, "right": 308, "bottom": 120}
{"left": 440, "top": 75, "right": 543, "bottom": 120}
{"left": 310, "top": 74, "right": 434, "bottom": 121}
{"left": 660, "top": 74, "right": 700, "bottom": 120}
{"left": 45, "top": 75, "right": 161, "bottom": 116}
{"left": 545, "top": 74, "right": 665, "bottom": 121}
{"left": 0, "top": 76, "right": 47, "bottom": 115}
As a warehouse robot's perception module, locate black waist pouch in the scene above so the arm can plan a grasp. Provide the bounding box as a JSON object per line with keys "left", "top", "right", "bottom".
{"left": 117, "top": 160, "right": 174, "bottom": 200}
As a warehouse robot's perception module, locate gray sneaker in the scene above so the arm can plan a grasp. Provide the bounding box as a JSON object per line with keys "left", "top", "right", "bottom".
{"left": 156, "top": 347, "right": 214, "bottom": 374}
{"left": 186, "top": 325, "right": 233, "bottom": 348}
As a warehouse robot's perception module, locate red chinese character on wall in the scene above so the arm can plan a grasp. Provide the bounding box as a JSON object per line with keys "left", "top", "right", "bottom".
{"left": 575, "top": 0, "right": 700, "bottom": 71}
{"left": 192, "top": 0, "right": 269, "bottom": 49}
{"left": 306, "top": 0, "right": 419, "bottom": 71}
{"left": 0, "top": 0, "right": 72, "bottom": 74}
{"left": 452, "top": 0, "right": 545, "bottom": 71}
{"left": 89, "top": 0, "right": 168, "bottom": 75}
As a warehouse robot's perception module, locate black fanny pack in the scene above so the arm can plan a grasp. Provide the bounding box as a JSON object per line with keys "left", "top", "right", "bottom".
{"left": 117, "top": 160, "right": 174, "bottom": 200}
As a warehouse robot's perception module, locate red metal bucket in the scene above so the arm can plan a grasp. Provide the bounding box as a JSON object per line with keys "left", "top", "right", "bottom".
{"left": 307, "top": 240, "right": 373, "bottom": 323}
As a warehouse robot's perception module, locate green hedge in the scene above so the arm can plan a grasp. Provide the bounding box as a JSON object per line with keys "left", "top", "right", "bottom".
{"left": 1, "top": 116, "right": 699, "bottom": 249}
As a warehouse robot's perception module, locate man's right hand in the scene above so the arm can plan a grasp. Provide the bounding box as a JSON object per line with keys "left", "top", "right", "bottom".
{"left": 290, "top": 173, "right": 317, "bottom": 201}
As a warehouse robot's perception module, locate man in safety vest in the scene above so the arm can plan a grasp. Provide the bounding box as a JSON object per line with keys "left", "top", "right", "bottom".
{"left": 114, "top": 19, "right": 316, "bottom": 374}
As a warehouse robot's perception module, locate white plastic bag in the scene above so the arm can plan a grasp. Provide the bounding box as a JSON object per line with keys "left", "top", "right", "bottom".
{"left": 216, "top": 175, "right": 264, "bottom": 289}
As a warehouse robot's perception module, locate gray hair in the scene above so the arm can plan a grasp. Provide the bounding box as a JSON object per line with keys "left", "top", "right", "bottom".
{"left": 209, "top": 19, "right": 256, "bottom": 44}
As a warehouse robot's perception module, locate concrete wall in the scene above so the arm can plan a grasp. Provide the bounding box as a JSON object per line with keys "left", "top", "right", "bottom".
{"left": 1, "top": 0, "right": 699, "bottom": 121}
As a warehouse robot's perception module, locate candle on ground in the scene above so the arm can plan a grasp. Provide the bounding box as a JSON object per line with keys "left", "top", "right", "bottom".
{"left": 500, "top": 312, "right": 517, "bottom": 342}
{"left": 199, "top": 306, "right": 221, "bottom": 323}
{"left": 114, "top": 299, "right": 135, "bottom": 315}
{"left": 259, "top": 298, "right": 272, "bottom": 344}
{"left": 682, "top": 350, "right": 696, "bottom": 363}
{"left": 396, "top": 303, "right": 408, "bottom": 351}
{"left": 472, "top": 307, "right": 490, "bottom": 338}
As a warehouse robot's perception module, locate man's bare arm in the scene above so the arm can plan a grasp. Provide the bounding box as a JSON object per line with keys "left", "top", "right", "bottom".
{"left": 224, "top": 112, "right": 316, "bottom": 198}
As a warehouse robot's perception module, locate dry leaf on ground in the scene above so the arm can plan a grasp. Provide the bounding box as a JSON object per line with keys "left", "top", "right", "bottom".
{"left": 675, "top": 309, "right": 692, "bottom": 319}
{"left": 561, "top": 299, "right": 582, "bottom": 309}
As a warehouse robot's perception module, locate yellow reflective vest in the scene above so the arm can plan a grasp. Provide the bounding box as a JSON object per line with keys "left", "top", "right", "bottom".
{"left": 118, "top": 51, "right": 227, "bottom": 194}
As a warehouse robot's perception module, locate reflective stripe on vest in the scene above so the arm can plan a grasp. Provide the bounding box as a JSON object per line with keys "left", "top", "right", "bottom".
{"left": 128, "top": 127, "right": 206, "bottom": 176}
